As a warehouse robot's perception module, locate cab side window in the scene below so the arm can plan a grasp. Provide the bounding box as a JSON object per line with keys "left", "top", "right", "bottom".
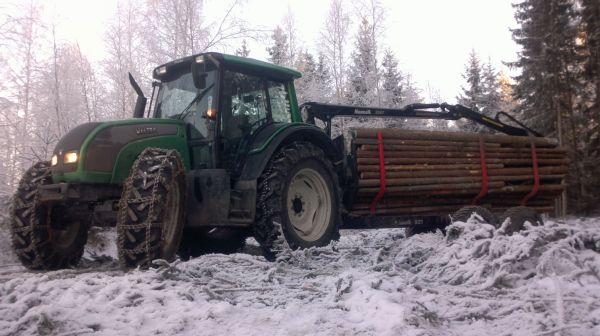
{"left": 268, "top": 81, "right": 292, "bottom": 123}
{"left": 221, "top": 71, "right": 268, "bottom": 141}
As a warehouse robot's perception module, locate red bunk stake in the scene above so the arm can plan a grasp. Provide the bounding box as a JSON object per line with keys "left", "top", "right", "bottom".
{"left": 369, "top": 131, "right": 386, "bottom": 214}
{"left": 471, "top": 136, "right": 488, "bottom": 205}
{"left": 521, "top": 138, "right": 540, "bottom": 206}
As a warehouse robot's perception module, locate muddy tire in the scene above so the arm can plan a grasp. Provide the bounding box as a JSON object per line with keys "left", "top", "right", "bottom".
{"left": 254, "top": 142, "right": 341, "bottom": 261}
{"left": 178, "top": 227, "right": 249, "bottom": 260}
{"left": 499, "top": 206, "right": 543, "bottom": 235}
{"left": 10, "top": 161, "right": 88, "bottom": 270}
{"left": 117, "top": 148, "right": 186, "bottom": 269}
{"left": 451, "top": 205, "right": 498, "bottom": 226}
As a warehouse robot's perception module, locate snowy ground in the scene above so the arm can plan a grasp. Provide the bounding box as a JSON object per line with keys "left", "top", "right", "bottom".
{"left": 1, "top": 214, "right": 599, "bottom": 336}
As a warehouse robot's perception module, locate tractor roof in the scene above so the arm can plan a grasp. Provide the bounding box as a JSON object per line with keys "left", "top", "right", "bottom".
{"left": 153, "top": 52, "right": 302, "bottom": 80}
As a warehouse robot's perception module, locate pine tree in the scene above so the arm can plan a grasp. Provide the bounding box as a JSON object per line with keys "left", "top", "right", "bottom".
{"left": 235, "top": 39, "right": 250, "bottom": 57}
{"left": 346, "top": 18, "right": 378, "bottom": 107}
{"left": 267, "top": 26, "right": 289, "bottom": 66}
{"left": 380, "top": 49, "right": 403, "bottom": 108}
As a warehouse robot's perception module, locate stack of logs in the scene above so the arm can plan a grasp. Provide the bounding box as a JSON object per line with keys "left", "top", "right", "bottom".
{"left": 351, "top": 128, "right": 568, "bottom": 216}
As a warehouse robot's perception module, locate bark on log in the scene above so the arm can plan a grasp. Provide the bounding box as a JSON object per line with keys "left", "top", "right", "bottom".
{"left": 354, "top": 128, "right": 559, "bottom": 147}
{"left": 358, "top": 144, "right": 567, "bottom": 154}
{"left": 360, "top": 166, "right": 568, "bottom": 179}
{"left": 356, "top": 149, "right": 565, "bottom": 160}
{"left": 357, "top": 157, "right": 569, "bottom": 165}
{"left": 357, "top": 174, "right": 565, "bottom": 187}
{"left": 357, "top": 163, "right": 506, "bottom": 172}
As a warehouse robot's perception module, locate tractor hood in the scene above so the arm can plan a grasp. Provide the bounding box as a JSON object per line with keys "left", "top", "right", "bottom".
{"left": 51, "top": 119, "right": 188, "bottom": 184}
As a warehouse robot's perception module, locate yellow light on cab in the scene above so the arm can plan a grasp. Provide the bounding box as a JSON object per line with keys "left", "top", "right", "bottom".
{"left": 51, "top": 154, "right": 58, "bottom": 166}
{"left": 64, "top": 151, "right": 79, "bottom": 164}
{"left": 206, "top": 108, "right": 217, "bottom": 119}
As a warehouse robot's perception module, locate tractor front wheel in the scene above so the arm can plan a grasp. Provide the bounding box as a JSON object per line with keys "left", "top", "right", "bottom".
{"left": 117, "top": 148, "right": 186, "bottom": 269}
{"left": 10, "top": 161, "right": 88, "bottom": 270}
{"left": 254, "top": 142, "right": 341, "bottom": 261}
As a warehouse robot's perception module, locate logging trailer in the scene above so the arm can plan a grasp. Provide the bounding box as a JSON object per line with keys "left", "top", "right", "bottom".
{"left": 9, "top": 52, "right": 567, "bottom": 270}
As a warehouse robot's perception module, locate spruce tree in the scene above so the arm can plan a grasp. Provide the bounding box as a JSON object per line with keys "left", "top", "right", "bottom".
{"left": 294, "top": 51, "right": 317, "bottom": 103}
{"left": 510, "top": 0, "right": 588, "bottom": 213}
{"left": 457, "top": 49, "right": 484, "bottom": 111}
{"left": 380, "top": 49, "right": 403, "bottom": 108}
{"left": 480, "top": 59, "right": 501, "bottom": 114}
{"left": 510, "top": 0, "right": 577, "bottom": 135}
{"left": 235, "top": 40, "right": 250, "bottom": 57}
{"left": 267, "top": 26, "right": 289, "bottom": 66}
{"left": 346, "top": 18, "right": 378, "bottom": 107}
{"left": 498, "top": 71, "right": 517, "bottom": 113}
{"left": 315, "top": 53, "right": 333, "bottom": 103}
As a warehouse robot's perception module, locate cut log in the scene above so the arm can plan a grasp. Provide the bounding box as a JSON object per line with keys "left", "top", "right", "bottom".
{"left": 354, "top": 128, "right": 559, "bottom": 147}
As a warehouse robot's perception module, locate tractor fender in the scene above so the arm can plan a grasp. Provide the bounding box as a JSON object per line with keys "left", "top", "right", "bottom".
{"left": 239, "top": 123, "right": 343, "bottom": 181}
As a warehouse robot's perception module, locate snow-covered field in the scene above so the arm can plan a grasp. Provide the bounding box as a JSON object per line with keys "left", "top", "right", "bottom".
{"left": 1, "top": 215, "right": 599, "bottom": 336}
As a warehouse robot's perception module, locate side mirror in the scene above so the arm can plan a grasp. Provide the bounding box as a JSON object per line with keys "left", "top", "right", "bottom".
{"left": 128, "top": 73, "right": 147, "bottom": 118}
{"left": 191, "top": 61, "right": 207, "bottom": 89}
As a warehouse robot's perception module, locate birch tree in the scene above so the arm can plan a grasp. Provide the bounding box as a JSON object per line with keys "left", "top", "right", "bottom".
{"left": 319, "top": 0, "right": 350, "bottom": 103}
{"left": 104, "top": 0, "right": 146, "bottom": 120}
{"left": 0, "top": 0, "right": 46, "bottom": 191}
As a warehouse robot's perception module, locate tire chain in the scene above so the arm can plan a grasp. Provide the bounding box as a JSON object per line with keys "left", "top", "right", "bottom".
{"left": 254, "top": 142, "right": 341, "bottom": 261}
{"left": 10, "top": 161, "right": 85, "bottom": 269}
{"left": 117, "top": 148, "right": 184, "bottom": 269}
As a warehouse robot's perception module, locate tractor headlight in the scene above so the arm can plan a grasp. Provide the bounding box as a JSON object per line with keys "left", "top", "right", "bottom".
{"left": 51, "top": 154, "right": 58, "bottom": 166}
{"left": 64, "top": 151, "right": 79, "bottom": 164}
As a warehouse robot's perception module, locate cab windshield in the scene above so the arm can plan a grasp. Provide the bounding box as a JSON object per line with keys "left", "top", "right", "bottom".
{"left": 155, "top": 69, "right": 217, "bottom": 138}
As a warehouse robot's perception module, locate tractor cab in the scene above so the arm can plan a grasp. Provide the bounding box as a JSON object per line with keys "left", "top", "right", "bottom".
{"left": 150, "top": 52, "right": 302, "bottom": 173}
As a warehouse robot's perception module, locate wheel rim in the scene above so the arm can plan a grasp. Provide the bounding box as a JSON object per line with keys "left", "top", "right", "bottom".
{"left": 48, "top": 207, "right": 81, "bottom": 250}
{"left": 161, "top": 181, "right": 181, "bottom": 257}
{"left": 286, "top": 167, "right": 332, "bottom": 242}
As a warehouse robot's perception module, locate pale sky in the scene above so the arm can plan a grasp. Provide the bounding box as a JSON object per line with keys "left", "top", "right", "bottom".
{"left": 43, "top": 0, "right": 520, "bottom": 103}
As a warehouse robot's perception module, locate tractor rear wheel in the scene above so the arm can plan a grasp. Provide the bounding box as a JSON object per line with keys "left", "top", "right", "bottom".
{"left": 10, "top": 161, "right": 88, "bottom": 270}
{"left": 117, "top": 148, "right": 186, "bottom": 269}
{"left": 498, "top": 206, "right": 543, "bottom": 235}
{"left": 254, "top": 142, "right": 341, "bottom": 261}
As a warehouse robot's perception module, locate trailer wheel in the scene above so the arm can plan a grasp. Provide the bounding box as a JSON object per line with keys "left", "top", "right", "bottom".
{"left": 499, "top": 206, "right": 543, "bottom": 235}
{"left": 117, "top": 148, "right": 186, "bottom": 269}
{"left": 451, "top": 205, "right": 498, "bottom": 226}
{"left": 178, "top": 227, "right": 249, "bottom": 260}
{"left": 10, "top": 161, "right": 88, "bottom": 270}
{"left": 254, "top": 142, "right": 341, "bottom": 261}
{"left": 404, "top": 223, "right": 446, "bottom": 237}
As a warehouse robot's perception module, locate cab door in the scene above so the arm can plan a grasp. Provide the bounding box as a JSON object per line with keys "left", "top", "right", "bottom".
{"left": 218, "top": 69, "right": 293, "bottom": 174}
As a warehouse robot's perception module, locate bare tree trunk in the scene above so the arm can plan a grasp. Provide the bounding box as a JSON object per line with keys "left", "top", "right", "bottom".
{"left": 51, "top": 25, "right": 63, "bottom": 136}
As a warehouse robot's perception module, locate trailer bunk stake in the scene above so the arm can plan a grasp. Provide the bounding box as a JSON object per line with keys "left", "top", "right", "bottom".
{"left": 370, "top": 131, "right": 386, "bottom": 214}
{"left": 471, "top": 136, "right": 488, "bottom": 205}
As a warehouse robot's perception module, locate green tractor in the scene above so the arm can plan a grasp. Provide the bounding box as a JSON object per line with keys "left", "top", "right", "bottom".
{"left": 9, "top": 52, "right": 546, "bottom": 270}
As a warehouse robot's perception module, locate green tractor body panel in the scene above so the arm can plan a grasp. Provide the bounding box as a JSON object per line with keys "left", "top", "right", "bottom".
{"left": 52, "top": 118, "right": 190, "bottom": 185}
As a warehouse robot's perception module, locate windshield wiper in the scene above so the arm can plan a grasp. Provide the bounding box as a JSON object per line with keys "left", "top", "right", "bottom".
{"left": 170, "top": 84, "right": 214, "bottom": 120}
